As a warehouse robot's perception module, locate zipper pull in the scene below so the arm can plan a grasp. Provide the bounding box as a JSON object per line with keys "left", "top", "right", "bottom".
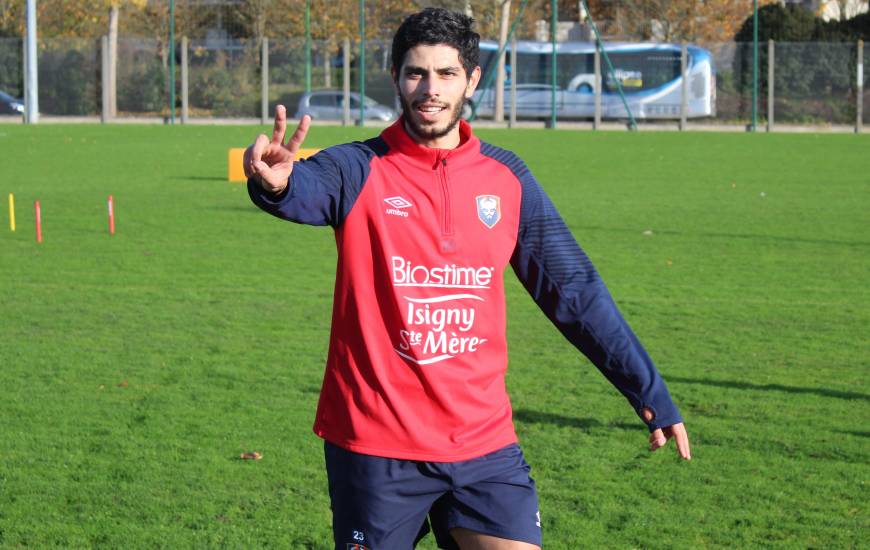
{"left": 441, "top": 158, "right": 447, "bottom": 167}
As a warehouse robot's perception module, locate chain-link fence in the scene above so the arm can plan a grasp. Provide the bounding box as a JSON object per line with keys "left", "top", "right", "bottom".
{"left": 0, "top": 36, "right": 865, "bottom": 130}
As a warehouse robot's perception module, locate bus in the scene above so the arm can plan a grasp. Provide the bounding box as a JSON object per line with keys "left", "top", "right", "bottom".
{"left": 471, "top": 40, "right": 716, "bottom": 120}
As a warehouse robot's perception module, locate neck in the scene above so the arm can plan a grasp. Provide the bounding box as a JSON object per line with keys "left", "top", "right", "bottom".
{"left": 403, "top": 119, "right": 462, "bottom": 150}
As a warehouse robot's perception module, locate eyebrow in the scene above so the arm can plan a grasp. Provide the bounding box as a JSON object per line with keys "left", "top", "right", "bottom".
{"left": 403, "top": 64, "right": 462, "bottom": 74}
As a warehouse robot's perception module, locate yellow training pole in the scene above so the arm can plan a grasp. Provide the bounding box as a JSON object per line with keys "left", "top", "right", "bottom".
{"left": 8, "top": 193, "right": 14, "bottom": 231}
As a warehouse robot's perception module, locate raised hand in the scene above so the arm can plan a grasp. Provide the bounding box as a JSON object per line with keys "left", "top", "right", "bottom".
{"left": 243, "top": 105, "right": 311, "bottom": 194}
{"left": 642, "top": 408, "right": 691, "bottom": 460}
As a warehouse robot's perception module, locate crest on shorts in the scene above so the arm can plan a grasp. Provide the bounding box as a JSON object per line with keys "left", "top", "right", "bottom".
{"left": 476, "top": 195, "right": 501, "bottom": 229}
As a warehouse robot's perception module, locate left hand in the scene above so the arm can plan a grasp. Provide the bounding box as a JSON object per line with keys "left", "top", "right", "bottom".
{"left": 642, "top": 408, "right": 691, "bottom": 460}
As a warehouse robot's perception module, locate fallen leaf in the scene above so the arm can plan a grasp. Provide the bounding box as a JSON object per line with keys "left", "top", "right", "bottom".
{"left": 239, "top": 452, "right": 262, "bottom": 460}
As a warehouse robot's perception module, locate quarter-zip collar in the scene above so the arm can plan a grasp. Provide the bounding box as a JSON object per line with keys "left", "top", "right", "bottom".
{"left": 381, "top": 116, "right": 480, "bottom": 170}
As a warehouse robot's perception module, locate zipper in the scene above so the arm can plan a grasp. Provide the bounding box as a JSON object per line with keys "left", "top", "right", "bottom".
{"left": 437, "top": 157, "right": 453, "bottom": 236}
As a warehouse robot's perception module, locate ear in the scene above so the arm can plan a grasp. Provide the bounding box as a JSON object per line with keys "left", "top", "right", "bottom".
{"left": 464, "top": 65, "right": 482, "bottom": 99}
{"left": 391, "top": 66, "right": 400, "bottom": 94}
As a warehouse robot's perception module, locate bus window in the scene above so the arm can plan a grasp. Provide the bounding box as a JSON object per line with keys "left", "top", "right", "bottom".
{"left": 603, "top": 51, "right": 681, "bottom": 93}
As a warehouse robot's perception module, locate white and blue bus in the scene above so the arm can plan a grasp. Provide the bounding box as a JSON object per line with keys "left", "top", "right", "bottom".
{"left": 472, "top": 40, "right": 716, "bottom": 120}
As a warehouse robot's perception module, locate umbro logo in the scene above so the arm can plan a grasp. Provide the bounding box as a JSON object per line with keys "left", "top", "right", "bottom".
{"left": 384, "top": 196, "right": 412, "bottom": 209}
{"left": 384, "top": 196, "right": 412, "bottom": 218}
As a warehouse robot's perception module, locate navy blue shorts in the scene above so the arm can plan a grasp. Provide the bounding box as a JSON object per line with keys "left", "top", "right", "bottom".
{"left": 324, "top": 441, "right": 541, "bottom": 549}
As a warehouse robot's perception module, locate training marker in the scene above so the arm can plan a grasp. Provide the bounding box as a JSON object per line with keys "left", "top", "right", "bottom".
{"left": 8, "top": 193, "right": 14, "bottom": 231}
{"left": 35, "top": 201, "right": 42, "bottom": 243}
{"left": 108, "top": 195, "right": 115, "bottom": 235}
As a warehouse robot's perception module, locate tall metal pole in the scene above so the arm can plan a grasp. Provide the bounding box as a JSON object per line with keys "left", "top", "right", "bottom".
{"left": 593, "top": 44, "right": 601, "bottom": 129}
{"left": 358, "top": 0, "right": 365, "bottom": 125}
{"left": 343, "top": 38, "right": 351, "bottom": 126}
{"left": 679, "top": 42, "right": 687, "bottom": 130}
{"left": 767, "top": 39, "right": 774, "bottom": 132}
{"left": 100, "top": 34, "right": 109, "bottom": 124}
{"left": 25, "top": 0, "right": 38, "bottom": 124}
{"left": 857, "top": 40, "right": 863, "bottom": 134}
{"left": 751, "top": 0, "right": 758, "bottom": 132}
{"left": 101, "top": 36, "right": 109, "bottom": 123}
{"left": 182, "top": 35, "right": 189, "bottom": 124}
{"left": 509, "top": 35, "right": 517, "bottom": 128}
{"left": 169, "top": 0, "right": 175, "bottom": 124}
{"left": 495, "top": 0, "right": 511, "bottom": 123}
{"left": 550, "top": 0, "right": 557, "bottom": 129}
{"left": 260, "top": 37, "right": 269, "bottom": 124}
{"left": 305, "top": 0, "right": 311, "bottom": 94}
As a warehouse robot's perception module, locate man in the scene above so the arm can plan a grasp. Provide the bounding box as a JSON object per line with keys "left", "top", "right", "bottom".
{"left": 244, "top": 8, "right": 690, "bottom": 549}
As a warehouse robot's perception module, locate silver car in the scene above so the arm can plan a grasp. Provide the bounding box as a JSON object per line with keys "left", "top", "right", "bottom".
{"left": 0, "top": 90, "right": 24, "bottom": 115}
{"left": 295, "top": 90, "right": 396, "bottom": 122}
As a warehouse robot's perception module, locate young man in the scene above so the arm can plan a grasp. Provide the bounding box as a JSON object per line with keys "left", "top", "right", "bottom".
{"left": 244, "top": 8, "right": 690, "bottom": 549}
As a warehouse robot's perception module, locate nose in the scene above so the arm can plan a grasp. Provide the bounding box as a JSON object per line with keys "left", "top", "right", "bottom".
{"left": 419, "top": 71, "right": 441, "bottom": 98}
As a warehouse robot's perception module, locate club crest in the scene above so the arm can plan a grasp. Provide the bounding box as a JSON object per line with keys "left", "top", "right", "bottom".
{"left": 476, "top": 195, "right": 501, "bottom": 228}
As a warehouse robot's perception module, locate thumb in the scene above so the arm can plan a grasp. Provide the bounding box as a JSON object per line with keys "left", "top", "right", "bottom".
{"left": 254, "top": 160, "right": 289, "bottom": 193}
{"left": 649, "top": 428, "right": 667, "bottom": 451}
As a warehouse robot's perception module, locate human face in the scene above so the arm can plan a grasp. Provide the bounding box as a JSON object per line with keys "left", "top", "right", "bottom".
{"left": 393, "top": 44, "right": 481, "bottom": 149}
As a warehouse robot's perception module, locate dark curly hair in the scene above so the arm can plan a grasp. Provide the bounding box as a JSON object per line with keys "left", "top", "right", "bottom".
{"left": 391, "top": 7, "right": 480, "bottom": 79}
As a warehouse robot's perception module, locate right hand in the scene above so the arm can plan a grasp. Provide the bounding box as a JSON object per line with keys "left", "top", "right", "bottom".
{"left": 243, "top": 105, "right": 311, "bottom": 194}
{"left": 642, "top": 408, "right": 691, "bottom": 461}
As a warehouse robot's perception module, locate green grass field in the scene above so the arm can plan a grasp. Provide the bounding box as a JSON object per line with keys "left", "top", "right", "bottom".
{"left": 0, "top": 123, "right": 867, "bottom": 549}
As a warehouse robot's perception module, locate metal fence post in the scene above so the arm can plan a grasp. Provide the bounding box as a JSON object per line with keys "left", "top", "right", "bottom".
{"left": 101, "top": 35, "right": 109, "bottom": 123}
{"left": 21, "top": 37, "right": 27, "bottom": 120}
{"left": 168, "top": 0, "right": 175, "bottom": 124}
{"left": 24, "top": 0, "right": 38, "bottom": 124}
{"left": 358, "top": 0, "right": 365, "bottom": 126}
{"left": 343, "top": 38, "right": 351, "bottom": 126}
{"left": 857, "top": 39, "right": 863, "bottom": 134}
{"left": 509, "top": 35, "right": 517, "bottom": 128}
{"left": 260, "top": 37, "right": 268, "bottom": 124}
{"left": 181, "top": 36, "right": 189, "bottom": 124}
{"left": 495, "top": 0, "right": 511, "bottom": 123}
{"left": 548, "top": 0, "right": 556, "bottom": 129}
{"left": 680, "top": 42, "right": 687, "bottom": 130}
{"left": 593, "top": 44, "right": 601, "bottom": 129}
{"left": 304, "top": 0, "right": 311, "bottom": 94}
{"left": 767, "top": 39, "right": 774, "bottom": 132}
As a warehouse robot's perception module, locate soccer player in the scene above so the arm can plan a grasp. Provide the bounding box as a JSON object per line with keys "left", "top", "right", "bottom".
{"left": 244, "top": 8, "right": 690, "bottom": 549}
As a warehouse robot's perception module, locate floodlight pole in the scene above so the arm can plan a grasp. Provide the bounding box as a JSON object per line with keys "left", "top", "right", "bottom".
{"left": 751, "top": 0, "right": 758, "bottom": 132}
{"left": 169, "top": 0, "right": 175, "bottom": 125}
{"left": 24, "top": 0, "right": 38, "bottom": 124}
{"left": 358, "top": 0, "right": 365, "bottom": 125}
{"left": 550, "top": 0, "right": 557, "bottom": 129}
{"left": 305, "top": 0, "right": 311, "bottom": 94}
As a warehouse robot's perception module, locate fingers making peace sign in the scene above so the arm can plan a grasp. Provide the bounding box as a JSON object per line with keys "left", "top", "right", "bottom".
{"left": 243, "top": 105, "right": 311, "bottom": 195}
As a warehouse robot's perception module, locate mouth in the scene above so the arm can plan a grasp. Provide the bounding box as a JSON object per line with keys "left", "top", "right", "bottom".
{"left": 414, "top": 102, "right": 449, "bottom": 121}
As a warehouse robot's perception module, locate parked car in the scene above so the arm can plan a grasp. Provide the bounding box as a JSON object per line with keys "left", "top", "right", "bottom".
{"left": 295, "top": 90, "right": 396, "bottom": 122}
{"left": 0, "top": 90, "right": 24, "bottom": 115}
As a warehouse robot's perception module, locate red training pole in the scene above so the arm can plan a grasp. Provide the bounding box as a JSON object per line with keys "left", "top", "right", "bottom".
{"left": 35, "top": 200, "right": 42, "bottom": 243}
{"left": 108, "top": 195, "right": 115, "bottom": 236}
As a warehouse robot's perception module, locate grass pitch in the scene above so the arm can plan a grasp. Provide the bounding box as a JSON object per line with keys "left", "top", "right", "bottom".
{"left": 0, "top": 123, "right": 867, "bottom": 548}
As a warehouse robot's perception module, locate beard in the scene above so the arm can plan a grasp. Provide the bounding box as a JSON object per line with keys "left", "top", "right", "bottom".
{"left": 398, "top": 92, "right": 466, "bottom": 143}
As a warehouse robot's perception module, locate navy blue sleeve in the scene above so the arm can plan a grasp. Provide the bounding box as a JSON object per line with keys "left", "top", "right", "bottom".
{"left": 247, "top": 139, "right": 382, "bottom": 227}
{"left": 483, "top": 144, "right": 682, "bottom": 431}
